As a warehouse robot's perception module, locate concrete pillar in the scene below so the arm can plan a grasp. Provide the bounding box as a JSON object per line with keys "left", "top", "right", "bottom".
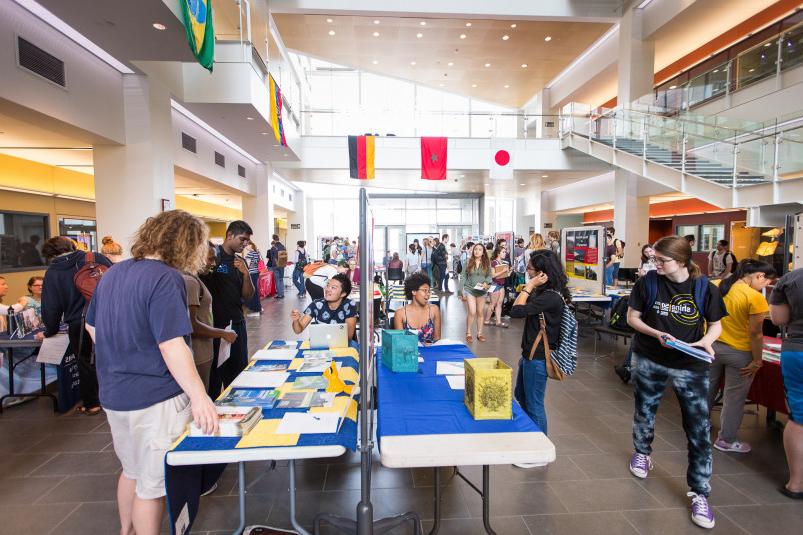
{"left": 93, "top": 75, "right": 174, "bottom": 256}
{"left": 530, "top": 89, "right": 556, "bottom": 139}
{"left": 285, "top": 190, "right": 307, "bottom": 248}
{"left": 613, "top": 169, "right": 650, "bottom": 267}
{"left": 617, "top": 7, "right": 655, "bottom": 108}
{"left": 242, "top": 164, "right": 274, "bottom": 253}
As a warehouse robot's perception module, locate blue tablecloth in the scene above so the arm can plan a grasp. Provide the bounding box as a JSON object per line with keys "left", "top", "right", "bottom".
{"left": 376, "top": 344, "right": 540, "bottom": 439}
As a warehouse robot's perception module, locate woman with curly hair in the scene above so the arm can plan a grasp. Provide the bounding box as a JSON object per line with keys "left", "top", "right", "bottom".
{"left": 393, "top": 271, "right": 442, "bottom": 345}
{"left": 85, "top": 210, "right": 218, "bottom": 535}
{"left": 459, "top": 243, "right": 492, "bottom": 343}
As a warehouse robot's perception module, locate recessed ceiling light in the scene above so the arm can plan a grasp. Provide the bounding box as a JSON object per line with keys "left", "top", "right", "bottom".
{"left": 541, "top": 174, "right": 548, "bottom": 178}
{"left": 520, "top": 183, "right": 526, "bottom": 186}
{"left": 273, "top": 144, "right": 279, "bottom": 147}
{"left": 261, "top": 132, "right": 269, "bottom": 135}
{"left": 502, "top": 35, "right": 510, "bottom": 41}
{"left": 764, "top": 42, "right": 772, "bottom": 47}
{"left": 544, "top": 36, "right": 552, "bottom": 42}
{"left": 504, "top": 84, "right": 510, "bottom": 88}
{"left": 484, "top": 183, "right": 489, "bottom": 186}
{"left": 510, "top": 23, "right": 517, "bottom": 28}
{"left": 749, "top": 68, "right": 755, "bottom": 72}
{"left": 669, "top": 85, "right": 677, "bottom": 89}
{"left": 447, "top": 61, "right": 454, "bottom": 66}
{"left": 420, "top": 21, "right": 427, "bottom": 26}
{"left": 410, "top": 61, "right": 416, "bottom": 66}
{"left": 246, "top": 116, "right": 254, "bottom": 120}
{"left": 372, "top": 60, "right": 379, "bottom": 65}
{"left": 466, "top": 22, "right": 472, "bottom": 27}
{"left": 460, "top": 34, "right": 467, "bottom": 39}
{"left": 373, "top": 20, "right": 380, "bottom": 24}
{"left": 416, "top": 32, "right": 423, "bottom": 38}
{"left": 484, "top": 63, "right": 491, "bottom": 67}
{"left": 328, "top": 30, "right": 335, "bottom": 36}
{"left": 152, "top": 22, "right": 166, "bottom": 31}
{"left": 471, "top": 83, "right": 477, "bottom": 88}
{"left": 439, "top": 83, "right": 444, "bottom": 87}
{"left": 373, "top": 31, "right": 379, "bottom": 37}
{"left": 326, "top": 18, "right": 333, "bottom": 23}
{"left": 713, "top": 69, "right": 719, "bottom": 73}
{"left": 460, "top": 174, "right": 466, "bottom": 178}
{"left": 521, "top": 63, "right": 528, "bottom": 68}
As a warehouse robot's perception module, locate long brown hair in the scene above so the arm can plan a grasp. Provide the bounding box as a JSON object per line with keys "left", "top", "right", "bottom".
{"left": 466, "top": 243, "right": 490, "bottom": 274}
{"left": 131, "top": 210, "right": 209, "bottom": 273}
{"left": 528, "top": 233, "right": 546, "bottom": 250}
{"left": 653, "top": 235, "right": 701, "bottom": 278}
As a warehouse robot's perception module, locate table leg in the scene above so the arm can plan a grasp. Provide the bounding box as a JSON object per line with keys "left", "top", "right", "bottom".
{"left": 426, "top": 467, "right": 441, "bottom": 535}
{"left": 289, "top": 460, "right": 312, "bottom": 535}
{"left": 481, "top": 466, "right": 497, "bottom": 535}
{"left": 231, "top": 462, "right": 246, "bottom": 535}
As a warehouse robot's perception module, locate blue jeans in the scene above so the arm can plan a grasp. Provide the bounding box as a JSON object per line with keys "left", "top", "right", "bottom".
{"left": 604, "top": 263, "right": 616, "bottom": 285}
{"left": 272, "top": 267, "right": 285, "bottom": 297}
{"left": 292, "top": 268, "right": 305, "bottom": 296}
{"left": 632, "top": 352, "right": 712, "bottom": 496}
{"left": 422, "top": 263, "right": 432, "bottom": 284}
{"left": 514, "top": 357, "right": 548, "bottom": 434}
{"left": 246, "top": 272, "right": 261, "bottom": 312}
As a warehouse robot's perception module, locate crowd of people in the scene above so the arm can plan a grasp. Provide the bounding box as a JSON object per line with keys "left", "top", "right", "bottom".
{"left": 3, "top": 216, "right": 802, "bottom": 534}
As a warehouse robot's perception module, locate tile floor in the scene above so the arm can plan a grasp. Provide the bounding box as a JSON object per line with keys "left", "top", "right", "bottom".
{"left": 0, "top": 285, "right": 799, "bottom": 535}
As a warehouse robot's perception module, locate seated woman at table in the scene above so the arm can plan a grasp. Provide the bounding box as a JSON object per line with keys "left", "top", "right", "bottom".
{"left": 393, "top": 272, "right": 441, "bottom": 345}
{"left": 291, "top": 273, "right": 358, "bottom": 340}
{"left": 708, "top": 259, "right": 775, "bottom": 454}
{"left": 769, "top": 267, "right": 803, "bottom": 500}
{"left": 510, "top": 250, "right": 569, "bottom": 446}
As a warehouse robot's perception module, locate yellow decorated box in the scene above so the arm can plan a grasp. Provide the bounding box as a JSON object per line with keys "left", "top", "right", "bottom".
{"left": 464, "top": 358, "right": 512, "bottom": 420}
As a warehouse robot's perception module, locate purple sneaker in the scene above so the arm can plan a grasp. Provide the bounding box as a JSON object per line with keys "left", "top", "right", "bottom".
{"left": 687, "top": 492, "right": 715, "bottom": 529}
{"left": 629, "top": 452, "right": 653, "bottom": 479}
{"left": 714, "top": 437, "right": 751, "bottom": 453}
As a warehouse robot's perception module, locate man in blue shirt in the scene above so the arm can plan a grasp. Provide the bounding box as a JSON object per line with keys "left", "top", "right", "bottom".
{"left": 86, "top": 210, "right": 217, "bottom": 535}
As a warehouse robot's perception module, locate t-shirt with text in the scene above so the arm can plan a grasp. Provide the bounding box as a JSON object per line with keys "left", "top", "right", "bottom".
{"left": 628, "top": 275, "right": 727, "bottom": 372}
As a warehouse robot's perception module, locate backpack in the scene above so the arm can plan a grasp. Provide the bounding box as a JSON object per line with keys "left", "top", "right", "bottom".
{"left": 609, "top": 296, "right": 633, "bottom": 332}
{"left": 295, "top": 249, "right": 308, "bottom": 270}
{"left": 73, "top": 252, "right": 109, "bottom": 301}
{"left": 323, "top": 245, "right": 331, "bottom": 262}
{"left": 455, "top": 259, "right": 463, "bottom": 275}
{"left": 641, "top": 270, "right": 709, "bottom": 317}
{"left": 529, "top": 289, "right": 578, "bottom": 380}
{"left": 276, "top": 249, "right": 288, "bottom": 268}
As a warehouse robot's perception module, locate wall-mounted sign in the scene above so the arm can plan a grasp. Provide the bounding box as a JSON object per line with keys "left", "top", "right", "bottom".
{"left": 290, "top": 223, "right": 301, "bottom": 230}
{"left": 544, "top": 223, "right": 553, "bottom": 228}
{"left": 161, "top": 198, "right": 173, "bottom": 212}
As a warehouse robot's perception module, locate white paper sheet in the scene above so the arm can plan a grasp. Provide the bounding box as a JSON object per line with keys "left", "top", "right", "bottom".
{"left": 276, "top": 412, "right": 340, "bottom": 434}
{"left": 251, "top": 348, "right": 299, "bottom": 361}
{"left": 298, "top": 360, "right": 341, "bottom": 373}
{"left": 217, "top": 322, "right": 234, "bottom": 367}
{"left": 36, "top": 333, "right": 69, "bottom": 365}
{"left": 230, "top": 371, "right": 289, "bottom": 389}
{"left": 446, "top": 375, "right": 465, "bottom": 390}
{"left": 436, "top": 361, "right": 465, "bottom": 376}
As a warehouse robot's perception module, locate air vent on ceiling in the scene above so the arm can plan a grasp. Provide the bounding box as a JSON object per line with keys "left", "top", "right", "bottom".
{"left": 17, "top": 37, "right": 65, "bottom": 87}
{"left": 181, "top": 133, "right": 197, "bottom": 153}
{"left": 214, "top": 151, "right": 225, "bottom": 168}
{"left": 315, "top": 66, "right": 354, "bottom": 72}
{"left": 237, "top": 164, "right": 246, "bottom": 178}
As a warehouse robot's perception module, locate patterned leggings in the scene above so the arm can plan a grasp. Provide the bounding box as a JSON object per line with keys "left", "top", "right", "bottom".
{"left": 632, "top": 352, "right": 712, "bottom": 496}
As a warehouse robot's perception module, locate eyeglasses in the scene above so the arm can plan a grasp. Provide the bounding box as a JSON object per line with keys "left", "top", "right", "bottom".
{"left": 415, "top": 288, "right": 431, "bottom": 294}
{"left": 654, "top": 257, "right": 676, "bottom": 266}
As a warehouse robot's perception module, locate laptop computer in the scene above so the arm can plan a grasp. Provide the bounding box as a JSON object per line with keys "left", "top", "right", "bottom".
{"left": 308, "top": 323, "right": 348, "bottom": 350}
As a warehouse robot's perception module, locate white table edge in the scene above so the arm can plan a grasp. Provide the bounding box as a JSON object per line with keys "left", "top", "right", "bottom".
{"left": 166, "top": 444, "right": 346, "bottom": 466}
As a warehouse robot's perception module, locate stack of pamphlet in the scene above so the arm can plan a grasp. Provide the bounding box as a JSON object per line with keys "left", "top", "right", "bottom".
{"left": 216, "top": 389, "right": 280, "bottom": 408}
{"left": 189, "top": 406, "right": 262, "bottom": 437}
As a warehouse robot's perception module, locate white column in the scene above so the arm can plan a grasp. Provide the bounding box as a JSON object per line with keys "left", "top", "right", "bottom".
{"left": 285, "top": 190, "right": 307, "bottom": 248}
{"left": 242, "top": 164, "right": 274, "bottom": 253}
{"left": 93, "top": 75, "right": 174, "bottom": 255}
{"left": 613, "top": 169, "right": 650, "bottom": 267}
{"left": 531, "top": 89, "right": 556, "bottom": 139}
{"left": 617, "top": 7, "right": 655, "bottom": 108}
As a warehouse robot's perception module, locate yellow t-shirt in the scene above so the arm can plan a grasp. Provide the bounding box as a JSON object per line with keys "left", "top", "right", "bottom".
{"left": 713, "top": 280, "right": 768, "bottom": 351}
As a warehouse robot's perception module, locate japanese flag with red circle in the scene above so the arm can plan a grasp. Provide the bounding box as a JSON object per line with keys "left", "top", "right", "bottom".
{"left": 490, "top": 138, "right": 515, "bottom": 180}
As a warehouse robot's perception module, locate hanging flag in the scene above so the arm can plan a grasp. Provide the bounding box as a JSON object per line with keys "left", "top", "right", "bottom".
{"left": 180, "top": 0, "right": 214, "bottom": 71}
{"left": 348, "top": 135, "right": 375, "bottom": 179}
{"left": 421, "top": 137, "right": 447, "bottom": 180}
{"left": 269, "top": 75, "right": 287, "bottom": 147}
{"left": 490, "top": 138, "right": 515, "bottom": 180}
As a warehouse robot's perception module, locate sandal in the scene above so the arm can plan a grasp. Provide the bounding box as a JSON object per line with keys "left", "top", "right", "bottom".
{"left": 465, "top": 333, "right": 473, "bottom": 343}
{"left": 77, "top": 405, "right": 102, "bottom": 416}
{"left": 477, "top": 334, "right": 486, "bottom": 342}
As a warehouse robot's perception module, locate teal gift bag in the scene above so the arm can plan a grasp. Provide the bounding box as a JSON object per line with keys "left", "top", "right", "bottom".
{"left": 381, "top": 330, "right": 419, "bottom": 373}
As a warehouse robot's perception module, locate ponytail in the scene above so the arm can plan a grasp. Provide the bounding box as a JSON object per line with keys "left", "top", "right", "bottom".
{"left": 688, "top": 261, "right": 701, "bottom": 279}
{"left": 719, "top": 259, "right": 776, "bottom": 297}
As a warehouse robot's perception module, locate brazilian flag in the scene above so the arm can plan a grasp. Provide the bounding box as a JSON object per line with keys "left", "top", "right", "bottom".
{"left": 181, "top": 0, "right": 214, "bottom": 71}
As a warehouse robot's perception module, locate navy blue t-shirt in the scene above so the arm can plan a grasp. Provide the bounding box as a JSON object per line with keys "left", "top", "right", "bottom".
{"left": 87, "top": 258, "right": 192, "bottom": 411}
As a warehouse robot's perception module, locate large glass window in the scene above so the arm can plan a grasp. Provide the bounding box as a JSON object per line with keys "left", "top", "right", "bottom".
{"left": 0, "top": 211, "right": 49, "bottom": 270}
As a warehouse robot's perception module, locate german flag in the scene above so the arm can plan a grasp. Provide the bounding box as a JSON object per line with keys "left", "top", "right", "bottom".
{"left": 348, "top": 135, "right": 375, "bottom": 180}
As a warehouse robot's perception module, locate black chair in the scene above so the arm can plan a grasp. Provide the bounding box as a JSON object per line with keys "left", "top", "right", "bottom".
{"left": 387, "top": 267, "right": 405, "bottom": 283}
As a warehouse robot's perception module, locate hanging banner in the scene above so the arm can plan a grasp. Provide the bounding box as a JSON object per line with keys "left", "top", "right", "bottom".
{"left": 180, "top": 0, "right": 215, "bottom": 71}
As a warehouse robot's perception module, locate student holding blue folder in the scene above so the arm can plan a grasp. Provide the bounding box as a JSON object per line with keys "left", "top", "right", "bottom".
{"left": 625, "top": 235, "right": 727, "bottom": 530}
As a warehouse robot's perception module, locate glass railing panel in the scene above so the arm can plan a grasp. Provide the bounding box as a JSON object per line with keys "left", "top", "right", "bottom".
{"left": 777, "top": 126, "right": 803, "bottom": 179}
{"left": 686, "top": 63, "right": 729, "bottom": 108}
{"left": 735, "top": 37, "right": 778, "bottom": 89}
{"left": 735, "top": 137, "right": 775, "bottom": 181}
{"left": 685, "top": 134, "right": 736, "bottom": 171}
{"left": 780, "top": 24, "right": 803, "bottom": 72}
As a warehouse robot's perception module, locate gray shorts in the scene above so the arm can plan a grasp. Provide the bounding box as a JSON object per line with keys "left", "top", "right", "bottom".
{"left": 106, "top": 394, "right": 193, "bottom": 499}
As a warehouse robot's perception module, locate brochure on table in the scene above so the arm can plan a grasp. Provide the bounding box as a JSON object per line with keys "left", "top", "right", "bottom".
{"left": 561, "top": 225, "right": 605, "bottom": 296}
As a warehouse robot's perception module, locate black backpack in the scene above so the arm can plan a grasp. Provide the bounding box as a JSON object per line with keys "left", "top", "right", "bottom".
{"left": 296, "top": 249, "right": 308, "bottom": 270}
{"left": 609, "top": 296, "right": 633, "bottom": 332}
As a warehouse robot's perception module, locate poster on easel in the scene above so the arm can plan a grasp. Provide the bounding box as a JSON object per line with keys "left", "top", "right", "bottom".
{"left": 562, "top": 226, "right": 605, "bottom": 294}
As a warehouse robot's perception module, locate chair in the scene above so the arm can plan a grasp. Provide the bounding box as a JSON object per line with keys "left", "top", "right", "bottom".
{"left": 387, "top": 267, "right": 404, "bottom": 283}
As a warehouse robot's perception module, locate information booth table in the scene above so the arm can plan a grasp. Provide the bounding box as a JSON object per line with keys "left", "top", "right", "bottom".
{"left": 377, "top": 343, "right": 555, "bottom": 535}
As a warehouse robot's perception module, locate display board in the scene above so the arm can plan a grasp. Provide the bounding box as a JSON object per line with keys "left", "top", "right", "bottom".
{"left": 561, "top": 226, "right": 605, "bottom": 294}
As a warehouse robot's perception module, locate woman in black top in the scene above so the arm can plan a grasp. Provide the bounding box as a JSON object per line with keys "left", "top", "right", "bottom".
{"left": 626, "top": 235, "right": 726, "bottom": 529}
{"left": 510, "top": 250, "right": 569, "bottom": 439}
